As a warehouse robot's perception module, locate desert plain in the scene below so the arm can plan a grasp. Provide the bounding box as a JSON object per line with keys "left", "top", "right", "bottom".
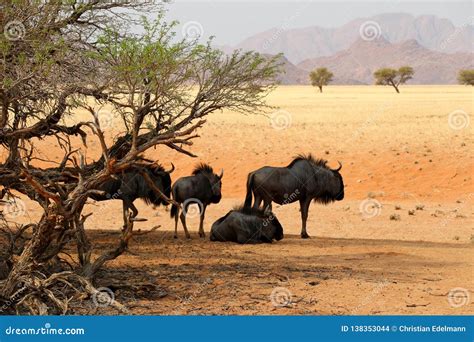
{"left": 2, "top": 85, "right": 473, "bottom": 314}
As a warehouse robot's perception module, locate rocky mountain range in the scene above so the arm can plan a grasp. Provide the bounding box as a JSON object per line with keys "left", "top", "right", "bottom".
{"left": 221, "top": 13, "right": 473, "bottom": 85}
{"left": 297, "top": 38, "right": 474, "bottom": 84}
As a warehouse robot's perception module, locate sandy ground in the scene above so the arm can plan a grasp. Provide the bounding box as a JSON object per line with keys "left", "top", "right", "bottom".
{"left": 84, "top": 230, "right": 472, "bottom": 315}
{"left": 2, "top": 85, "right": 473, "bottom": 314}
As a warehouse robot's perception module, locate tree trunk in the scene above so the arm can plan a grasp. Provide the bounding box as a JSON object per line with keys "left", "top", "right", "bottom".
{"left": 1, "top": 212, "right": 57, "bottom": 297}
{"left": 390, "top": 80, "right": 400, "bottom": 93}
{"left": 319, "top": 85, "right": 323, "bottom": 93}
{"left": 0, "top": 90, "right": 8, "bottom": 128}
{"left": 81, "top": 213, "right": 135, "bottom": 279}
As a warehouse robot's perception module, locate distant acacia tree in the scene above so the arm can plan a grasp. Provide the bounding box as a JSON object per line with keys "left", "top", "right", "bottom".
{"left": 374, "top": 66, "right": 414, "bottom": 93}
{"left": 309, "top": 67, "right": 334, "bottom": 93}
{"left": 458, "top": 70, "right": 474, "bottom": 86}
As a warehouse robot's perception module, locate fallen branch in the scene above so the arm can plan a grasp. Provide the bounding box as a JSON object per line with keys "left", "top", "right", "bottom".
{"left": 81, "top": 213, "right": 135, "bottom": 279}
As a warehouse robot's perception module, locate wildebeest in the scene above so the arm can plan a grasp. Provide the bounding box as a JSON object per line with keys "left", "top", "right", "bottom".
{"left": 170, "top": 163, "right": 223, "bottom": 239}
{"left": 89, "top": 161, "right": 174, "bottom": 227}
{"left": 210, "top": 206, "right": 283, "bottom": 244}
{"left": 244, "top": 154, "right": 344, "bottom": 238}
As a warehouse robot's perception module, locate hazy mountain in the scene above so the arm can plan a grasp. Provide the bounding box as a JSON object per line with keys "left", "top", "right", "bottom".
{"left": 233, "top": 13, "right": 474, "bottom": 64}
{"left": 297, "top": 38, "right": 474, "bottom": 84}
{"left": 268, "top": 55, "right": 308, "bottom": 85}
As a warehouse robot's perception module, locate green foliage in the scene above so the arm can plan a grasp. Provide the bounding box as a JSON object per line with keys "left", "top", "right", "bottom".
{"left": 309, "top": 67, "right": 333, "bottom": 92}
{"left": 373, "top": 66, "right": 414, "bottom": 92}
{"left": 89, "top": 13, "right": 282, "bottom": 133}
{"left": 1, "top": 2, "right": 281, "bottom": 142}
{"left": 398, "top": 66, "right": 414, "bottom": 84}
{"left": 374, "top": 68, "right": 397, "bottom": 85}
{"left": 458, "top": 70, "right": 474, "bottom": 86}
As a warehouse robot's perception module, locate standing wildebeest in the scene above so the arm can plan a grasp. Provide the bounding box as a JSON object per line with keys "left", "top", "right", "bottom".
{"left": 244, "top": 154, "right": 344, "bottom": 238}
{"left": 89, "top": 161, "right": 174, "bottom": 227}
{"left": 170, "top": 163, "right": 223, "bottom": 239}
{"left": 210, "top": 206, "right": 284, "bottom": 244}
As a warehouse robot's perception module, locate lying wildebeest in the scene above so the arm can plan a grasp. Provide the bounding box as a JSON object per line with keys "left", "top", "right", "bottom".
{"left": 244, "top": 154, "right": 344, "bottom": 238}
{"left": 170, "top": 163, "right": 223, "bottom": 239}
{"left": 210, "top": 206, "right": 283, "bottom": 244}
{"left": 89, "top": 161, "right": 174, "bottom": 227}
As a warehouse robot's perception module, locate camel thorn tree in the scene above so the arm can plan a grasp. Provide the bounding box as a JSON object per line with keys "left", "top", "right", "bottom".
{"left": 374, "top": 66, "right": 414, "bottom": 93}
{"left": 0, "top": 1, "right": 281, "bottom": 314}
{"left": 309, "top": 67, "right": 334, "bottom": 93}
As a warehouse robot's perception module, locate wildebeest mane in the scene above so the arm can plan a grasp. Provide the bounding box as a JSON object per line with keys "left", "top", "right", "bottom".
{"left": 312, "top": 191, "right": 336, "bottom": 205}
{"left": 135, "top": 162, "right": 171, "bottom": 206}
{"left": 192, "top": 163, "right": 214, "bottom": 175}
{"left": 287, "top": 154, "right": 341, "bottom": 205}
{"left": 287, "top": 153, "right": 330, "bottom": 169}
{"left": 213, "top": 211, "right": 232, "bottom": 225}
{"left": 153, "top": 163, "right": 165, "bottom": 173}
{"left": 133, "top": 157, "right": 165, "bottom": 173}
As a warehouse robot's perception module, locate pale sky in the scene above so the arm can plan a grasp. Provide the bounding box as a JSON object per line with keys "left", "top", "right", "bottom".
{"left": 161, "top": 1, "right": 473, "bottom": 46}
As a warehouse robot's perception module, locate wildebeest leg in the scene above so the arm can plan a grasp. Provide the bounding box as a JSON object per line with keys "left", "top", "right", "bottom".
{"left": 253, "top": 195, "right": 262, "bottom": 209}
{"left": 299, "top": 198, "right": 311, "bottom": 239}
{"left": 129, "top": 201, "right": 138, "bottom": 218}
{"left": 122, "top": 199, "right": 138, "bottom": 229}
{"left": 263, "top": 199, "right": 272, "bottom": 212}
{"left": 174, "top": 206, "right": 180, "bottom": 239}
{"left": 179, "top": 205, "right": 191, "bottom": 239}
{"left": 122, "top": 201, "right": 128, "bottom": 229}
{"left": 198, "top": 204, "right": 207, "bottom": 238}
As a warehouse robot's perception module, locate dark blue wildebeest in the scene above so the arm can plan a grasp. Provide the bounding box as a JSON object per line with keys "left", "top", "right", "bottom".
{"left": 89, "top": 161, "right": 174, "bottom": 228}
{"left": 244, "top": 154, "right": 344, "bottom": 238}
{"left": 170, "top": 163, "right": 223, "bottom": 239}
{"left": 210, "top": 205, "right": 283, "bottom": 244}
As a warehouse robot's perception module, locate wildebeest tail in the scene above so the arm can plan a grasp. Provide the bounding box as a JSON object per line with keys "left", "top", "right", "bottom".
{"left": 170, "top": 203, "right": 178, "bottom": 218}
{"left": 170, "top": 185, "right": 178, "bottom": 218}
{"left": 244, "top": 172, "right": 254, "bottom": 208}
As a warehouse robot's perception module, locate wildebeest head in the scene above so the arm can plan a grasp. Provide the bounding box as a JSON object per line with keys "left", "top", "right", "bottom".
{"left": 236, "top": 206, "right": 284, "bottom": 242}
{"left": 331, "top": 161, "right": 344, "bottom": 201}
{"left": 148, "top": 162, "right": 175, "bottom": 205}
{"left": 262, "top": 206, "right": 284, "bottom": 241}
{"left": 192, "top": 163, "right": 223, "bottom": 203}
{"left": 291, "top": 154, "right": 345, "bottom": 204}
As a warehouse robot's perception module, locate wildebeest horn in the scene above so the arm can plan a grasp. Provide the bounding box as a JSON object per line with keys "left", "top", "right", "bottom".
{"left": 218, "top": 168, "right": 224, "bottom": 179}
{"left": 165, "top": 163, "right": 175, "bottom": 174}
{"left": 333, "top": 161, "right": 342, "bottom": 172}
